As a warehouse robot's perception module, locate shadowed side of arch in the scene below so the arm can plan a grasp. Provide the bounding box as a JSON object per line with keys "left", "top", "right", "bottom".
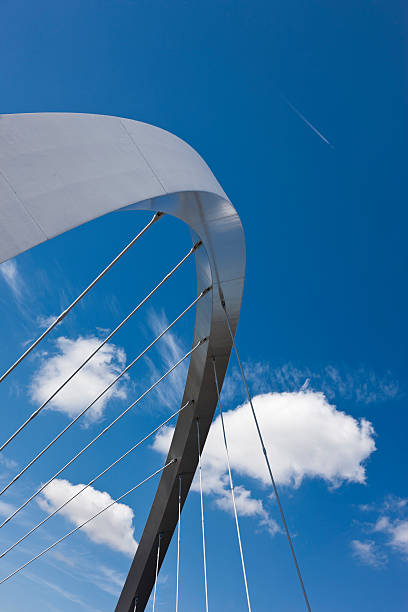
{"left": 0, "top": 113, "right": 245, "bottom": 611}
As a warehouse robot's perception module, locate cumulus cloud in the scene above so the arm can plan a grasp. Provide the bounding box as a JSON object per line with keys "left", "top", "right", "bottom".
{"left": 29, "top": 335, "right": 128, "bottom": 421}
{"left": 144, "top": 309, "right": 188, "bottom": 410}
{"left": 0, "top": 259, "right": 24, "bottom": 299}
{"left": 154, "top": 390, "right": 376, "bottom": 532}
{"left": 351, "top": 539, "right": 387, "bottom": 568}
{"left": 38, "top": 478, "right": 138, "bottom": 557}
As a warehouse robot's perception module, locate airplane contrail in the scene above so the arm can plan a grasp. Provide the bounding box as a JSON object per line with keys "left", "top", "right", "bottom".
{"left": 282, "top": 95, "right": 334, "bottom": 148}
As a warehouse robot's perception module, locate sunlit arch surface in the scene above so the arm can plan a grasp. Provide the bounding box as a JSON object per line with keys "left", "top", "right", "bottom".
{"left": 0, "top": 114, "right": 245, "bottom": 611}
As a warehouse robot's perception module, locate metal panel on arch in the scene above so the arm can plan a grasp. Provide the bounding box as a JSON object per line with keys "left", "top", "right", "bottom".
{"left": 0, "top": 113, "right": 245, "bottom": 610}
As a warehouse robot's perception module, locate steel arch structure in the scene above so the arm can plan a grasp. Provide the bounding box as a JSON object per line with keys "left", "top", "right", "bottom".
{"left": 0, "top": 114, "right": 245, "bottom": 611}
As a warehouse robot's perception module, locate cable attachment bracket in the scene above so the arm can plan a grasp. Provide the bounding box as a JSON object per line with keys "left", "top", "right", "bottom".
{"left": 201, "top": 285, "right": 213, "bottom": 297}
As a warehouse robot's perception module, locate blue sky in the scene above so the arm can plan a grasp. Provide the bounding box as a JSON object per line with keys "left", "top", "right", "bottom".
{"left": 0, "top": 1, "right": 407, "bottom": 610}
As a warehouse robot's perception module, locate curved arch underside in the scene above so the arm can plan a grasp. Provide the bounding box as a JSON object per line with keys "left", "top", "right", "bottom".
{"left": 0, "top": 113, "right": 245, "bottom": 611}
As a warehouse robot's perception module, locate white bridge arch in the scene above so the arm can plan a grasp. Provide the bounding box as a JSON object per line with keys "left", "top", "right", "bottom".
{"left": 0, "top": 113, "right": 245, "bottom": 611}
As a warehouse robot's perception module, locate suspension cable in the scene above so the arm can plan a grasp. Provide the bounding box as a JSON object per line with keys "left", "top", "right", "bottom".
{"left": 152, "top": 533, "right": 163, "bottom": 612}
{"left": 221, "top": 301, "right": 312, "bottom": 612}
{"left": 0, "top": 285, "right": 209, "bottom": 497}
{"left": 212, "top": 357, "right": 252, "bottom": 612}
{"left": 0, "top": 401, "right": 193, "bottom": 559}
{"left": 0, "top": 239, "right": 202, "bottom": 454}
{"left": 0, "top": 212, "right": 163, "bottom": 386}
{"left": 176, "top": 474, "right": 182, "bottom": 612}
{"left": 0, "top": 459, "right": 176, "bottom": 586}
{"left": 0, "top": 338, "right": 207, "bottom": 528}
{"left": 196, "top": 418, "right": 209, "bottom": 612}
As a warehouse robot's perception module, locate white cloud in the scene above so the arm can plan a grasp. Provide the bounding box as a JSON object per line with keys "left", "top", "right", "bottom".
{"left": 359, "top": 496, "right": 408, "bottom": 515}
{"left": 214, "top": 481, "right": 280, "bottom": 536}
{"left": 375, "top": 516, "right": 408, "bottom": 556}
{"left": 24, "top": 571, "right": 98, "bottom": 611}
{"left": 351, "top": 539, "right": 387, "bottom": 568}
{"left": 0, "top": 259, "right": 24, "bottom": 299}
{"left": 46, "top": 547, "right": 126, "bottom": 599}
{"left": 29, "top": 335, "right": 128, "bottom": 421}
{"left": 0, "top": 454, "right": 17, "bottom": 471}
{"left": 153, "top": 390, "right": 375, "bottom": 533}
{"left": 227, "top": 361, "right": 399, "bottom": 406}
{"left": 353, "top": 496, "right": 408, "bottom": 565}
{"left": 98, "top": 565, "right": 125, "bottom": 588}
{"left": 0, "top": 499, "right": 15, "bottom": 518}
{"left": 38, "top": 478, "right": 138, "bottom": 557}
{"left": 50, "top": 548, "right": 76, "bottom": 568}
{"left": 0, "top": 454, "right": 18, "bottom": 486}
{"left": 81, "top": 564, "right": 127, "bottom": 597}
{"left": 156, "top": 391, "right": 376, "bottom": 488}
{"left": 389, "top": 522, "right": 408, "bottom": 555}
{"left": 382, "top": 496, "right": 408, "bottom": 514}
{"left": 144, "top": 309, "right": 188, "bottom": 410}
{"left": 37, "top": 314, "right": 58, "bottom": 329}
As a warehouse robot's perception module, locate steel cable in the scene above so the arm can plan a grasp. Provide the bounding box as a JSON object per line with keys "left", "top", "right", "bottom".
{"left": 0, "top": 239, "right": 202, "bottom": 454}
{"left": 0, "top": 459, "right": 176, "bottom": 586}
{"left": 0, "top": 401, "right": 193, "bottom": 559}
{"left": 0, "top": 212, "right": 163, "bottom": 385}
{"left": 0, "top": 337, "right": 207, "bottom": 528}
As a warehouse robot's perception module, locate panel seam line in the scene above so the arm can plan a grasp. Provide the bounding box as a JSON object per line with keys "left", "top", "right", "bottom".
{"left": 119, "top": 120, "right": 168, "bottom": 194}
{"left": 0, "top": 168, "right": 48, "bottom": 239}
